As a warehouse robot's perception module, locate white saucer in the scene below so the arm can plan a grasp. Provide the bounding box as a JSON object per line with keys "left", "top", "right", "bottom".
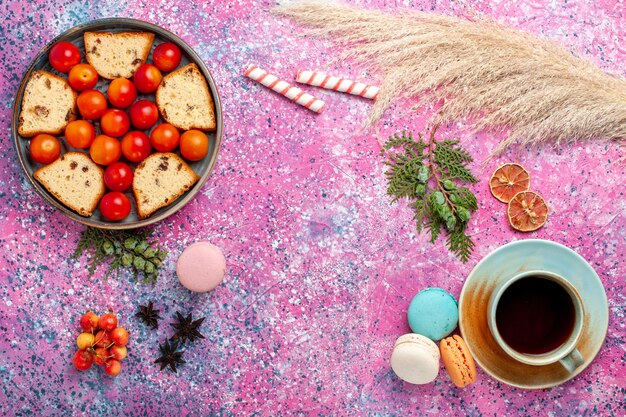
{"left": 458, "top": 239, "right": 609, "bottom": 389}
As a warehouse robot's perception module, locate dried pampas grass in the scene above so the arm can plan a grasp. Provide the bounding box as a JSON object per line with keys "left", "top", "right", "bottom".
{"left": 274, "top": 1, "right": 626, "bottom": 154}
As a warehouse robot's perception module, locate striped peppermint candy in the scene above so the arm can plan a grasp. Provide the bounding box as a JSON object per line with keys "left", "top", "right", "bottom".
{"left": 244, "top": 64, "right": 325, "bottom": 113}
{"left": 296, "top": 70, "right": 379, "bottom": 100}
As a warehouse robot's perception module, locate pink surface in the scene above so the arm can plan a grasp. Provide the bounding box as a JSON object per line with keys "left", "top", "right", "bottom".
{"left": 0, "top": 0, "right": 625, "bottom": 415}
{"left": 176, "top": 242, "right": 226, "bottom": 292}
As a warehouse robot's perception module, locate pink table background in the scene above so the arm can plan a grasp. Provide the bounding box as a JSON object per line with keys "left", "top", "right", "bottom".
{"left": 0, "top": 0, "right": 625, "bottom": 415}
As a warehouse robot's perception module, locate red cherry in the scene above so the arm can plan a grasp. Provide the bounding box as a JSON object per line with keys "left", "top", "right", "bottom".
{"left": 49, "top": 42, "right": 81, "bottom": 73}
{"left": 72, "top": 350, "right": 93, "bottom": 371}
{"left": 110, "top": 327, "right": 129, "bottom": 347}
{"left": 94, "top": 330, "right": 113, "bottom": 349}
{"left": 152, "top": 42, "right": 182, "bottom": 72}
{"left": 93, "top": 347, "right": 110, "bottom": 366}
{"left": 110, "top": 345, "right": 128, "bottom": 361}
{"left": 104, "top": 162, "right": 133, "bottom": 192}
{"left": 133, "top": 64, "right": 162, "bottom": 93}
{"left": 98, "top": 313, "right": 118, "bottom": 331}
{"left": 104, "top": 359, "right": 122, "bottom": 377}
{"left": 129, "top": 100, "right": 159, "bottom": 130}
{"left": 79, "top": 311, "right": 99, "bottom": 332}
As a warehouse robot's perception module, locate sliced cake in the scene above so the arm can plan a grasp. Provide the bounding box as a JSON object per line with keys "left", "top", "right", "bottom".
{"left": 34, "top": 152, "right": 105, "bottom": 217}
{"left": 156, "top": 63, "right": 216, "bottom": 131}
{"left": 133, "top": 152, "right": 199, "bottom": 219}
{"left": 18, "top": 70, "right": 77, "bottom": 137}
{"left": 84, "top": 31, "right": 155, "bottom": 79}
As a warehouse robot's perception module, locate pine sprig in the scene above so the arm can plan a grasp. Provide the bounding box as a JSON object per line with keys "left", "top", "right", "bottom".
{"left": 72, "top": 228, "right": 167, "bottom": 285}
{"left": 433, "top": 139, "right": 478, "bottom": 183}
{"left": 447, "top": 225, "right": 475, "bottom": 262}
{"left": 382, "top": 127, "right": 480, "bottom": 262}
{"left": 454, "top": 186, "right": 478, "bottom": 211}
{"left": 411, "top": 199, "right": 428, "bottom": 234}
{"left": 386, "top": 157, "right": 425, "bottom": 202}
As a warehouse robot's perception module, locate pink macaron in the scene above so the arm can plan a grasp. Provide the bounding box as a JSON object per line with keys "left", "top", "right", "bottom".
{"left": 176, "top": 242, "right": 226, "bottom": 292}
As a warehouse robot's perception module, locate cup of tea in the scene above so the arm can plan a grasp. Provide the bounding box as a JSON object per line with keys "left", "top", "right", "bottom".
{"left": 487, "top": 270, "right": 584, "bottom": 372}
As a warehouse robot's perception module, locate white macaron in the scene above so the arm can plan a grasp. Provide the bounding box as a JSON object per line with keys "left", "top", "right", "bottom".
{"left": 390, "top": 333, "right": 440, "bottom": 384}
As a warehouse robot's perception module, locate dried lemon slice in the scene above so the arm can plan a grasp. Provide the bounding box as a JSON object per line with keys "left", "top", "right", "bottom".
{"left": 507, "top": 191, "right": 549, "bottom": 232}
{"left": 489, "top": 163, "right": 530, "bottom": 203}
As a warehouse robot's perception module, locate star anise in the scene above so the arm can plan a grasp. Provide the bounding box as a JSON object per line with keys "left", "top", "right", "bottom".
{"left": 154, "top": 339, "right": 186, "bottom": 373}
{"left": 135, "top": 301, "right": 162, "bottom": 329}
{"left": 170, "top": 311, "right": 205, "bottom": 343}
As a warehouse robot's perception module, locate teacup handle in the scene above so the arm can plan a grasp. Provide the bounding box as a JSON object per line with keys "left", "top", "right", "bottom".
{"left": 559, "top": 348, "right": 584, "bottom": 373}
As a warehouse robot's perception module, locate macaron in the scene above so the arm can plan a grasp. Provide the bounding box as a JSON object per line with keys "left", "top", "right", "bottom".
{"left": 407, "top": 287, "right": 458, "bottom": 341}
{"left": 176, "top": 242, "right": 226, "bottom": 292}
{"left": 440, "top": 335, "right": 477, "bottom": 388}
{"left": 390, "top": 333, "right": 440, "bottom": 384}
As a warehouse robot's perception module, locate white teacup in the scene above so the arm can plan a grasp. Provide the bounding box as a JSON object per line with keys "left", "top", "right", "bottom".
{"left": 487, "top": 270, "right": 584, "bottom": 372}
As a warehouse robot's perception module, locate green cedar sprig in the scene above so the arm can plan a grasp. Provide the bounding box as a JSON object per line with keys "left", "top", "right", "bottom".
{"left": 382, "top": 127, "right": 479, "bottom": 262}
{"left": 72, "top": 228, "right": 167, "bottom": 285}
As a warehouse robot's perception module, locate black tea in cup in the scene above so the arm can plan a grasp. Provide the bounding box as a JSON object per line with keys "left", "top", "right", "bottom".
{"left": 495, "top": 275, "right": 576, "bottom": 355}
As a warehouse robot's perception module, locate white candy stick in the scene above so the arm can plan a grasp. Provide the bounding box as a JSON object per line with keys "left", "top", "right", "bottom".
{"left": 244, "top": 64, "right": 325, "bottom": 113}
{"left": 296, "top": 70, "right": 379, "bottom": 100}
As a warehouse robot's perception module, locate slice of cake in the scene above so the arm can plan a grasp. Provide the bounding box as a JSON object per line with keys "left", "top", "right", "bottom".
{"left": 133, "top": 152, "right": 199, "bottom": 219}
{"left": 34, "top": 152, "right": 105, "bottom": 217}
{"left": 84, "top": 31, "right": 155, "bottom": 79}
{"left": 18, "top": 71, "right": 77, "bottom": 137}
{"left": 156, "top": 63, "right": 216, "bottom": 131}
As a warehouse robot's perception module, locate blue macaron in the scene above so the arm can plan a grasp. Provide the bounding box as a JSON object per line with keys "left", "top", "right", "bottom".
{"left": 407, "top": 288, "right": 459, "bottom": 341}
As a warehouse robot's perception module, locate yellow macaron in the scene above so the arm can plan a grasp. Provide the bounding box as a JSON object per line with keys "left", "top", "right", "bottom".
{"left": 440, "top": 335, "right": 477, "bottom": 388}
